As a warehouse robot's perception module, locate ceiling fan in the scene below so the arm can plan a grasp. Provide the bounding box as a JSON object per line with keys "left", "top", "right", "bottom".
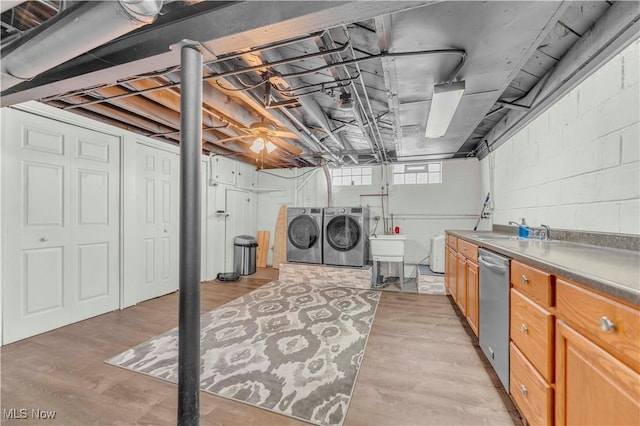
{"left": 216, "top": 122, "right": 297, "bottom": 153}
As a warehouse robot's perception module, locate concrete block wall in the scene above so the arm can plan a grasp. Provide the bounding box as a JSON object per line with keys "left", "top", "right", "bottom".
{"left": 481, "top": 39, "right": 639, "bottom": 234}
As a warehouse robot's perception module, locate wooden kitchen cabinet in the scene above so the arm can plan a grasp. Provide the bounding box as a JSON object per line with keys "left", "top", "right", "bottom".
{"left": 556, "top": 320, "right": 640, "bottom": 426}
{"left": 511, "top": 288, "right": 554, "bottom": 383}
{"left": 444, "top": 232, "right": 640, "bottom": 426}
{"left": 511, "top": 342, "right": 554, "bottom": 426}
{"left": 509, "top": 275, "right": 556, "bottom": 426}
{"left": 446, "top": 246, "right": 457, "bottom": 300}
{"left": 456, "top": 254, "right": 467, "bottom": 315}
{"left": 512, "top": 260, "right": 554, "bottom": 307}
{"left": 466, "top": 260, "right": 479, "bottom": 337}
{"left": 555, "top": 279, "right": 640, "bottom": 426}
{"left": 557, "top": 279, "right": 640, "bottom": 372}
{"left": 444, "top": 233, "right": 479, "bottom": 334}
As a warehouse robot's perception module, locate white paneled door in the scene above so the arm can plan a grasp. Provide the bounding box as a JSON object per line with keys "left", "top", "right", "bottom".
{"left": 2, "top": 110, "right": 120, "bottom": 344}
{"left": 136, "top": 143, "right": 179, "bottom": 302}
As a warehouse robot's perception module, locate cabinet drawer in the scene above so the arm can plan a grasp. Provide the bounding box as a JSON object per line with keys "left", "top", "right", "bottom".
{"left": 511, "top": 289, "right": 554, "bottom": 383}
{"left": 447, "top": 234, "right": 458, "bottom": 250}
{"left": 457, "top": 239, "right": 478, "bottom": 262}
{"left": 511, "top": 261, "right": 554, "bottom": 307}
{"left": 510, "top": 343, "right": 554, "bottom": 426}
{"left": 557, "top": 279, "right": 640, "bottom": 372}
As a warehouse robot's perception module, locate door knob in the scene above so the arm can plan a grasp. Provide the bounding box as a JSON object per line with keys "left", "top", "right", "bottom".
{"left": 40, "top": 237, "right": 48, "bottom": 242}
{"left": 164, "top": 229, "right": 168, "bottom": 233}
{"left": 600, "top": 316, "right": 616, "bottom": 332}
{"left": 519, "top": 384, "right": 527, "bottom": 396}
{"left": 520, "top": 324, "right": 528, "bottom": 334}
{"left": 520, "top": 275, "right": 529, "bottom": 284}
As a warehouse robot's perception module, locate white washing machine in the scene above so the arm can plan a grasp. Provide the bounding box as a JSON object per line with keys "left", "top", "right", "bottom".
{"left": 286, "top": 207, "right": 323, "bottom": 264}
{"left": 323, "top": 207, "right": 369, "bottom": 267}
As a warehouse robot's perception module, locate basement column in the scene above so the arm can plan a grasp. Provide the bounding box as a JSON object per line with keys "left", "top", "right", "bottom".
{"left": 178, "top": 41, "right": 202, "bottom": 426}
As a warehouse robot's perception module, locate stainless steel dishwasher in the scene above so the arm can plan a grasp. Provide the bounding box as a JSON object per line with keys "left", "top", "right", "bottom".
{"left": 478, "top": 248, "right": 511, "bottom": 392}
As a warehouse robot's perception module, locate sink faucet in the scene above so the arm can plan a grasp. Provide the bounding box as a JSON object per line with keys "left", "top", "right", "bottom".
{"left": 540, "top": 224, "right": 551, "bottom": 240}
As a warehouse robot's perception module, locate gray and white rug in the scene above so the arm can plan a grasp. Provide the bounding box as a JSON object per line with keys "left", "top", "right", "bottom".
{"left": 107, "top": 280, "right": 380, "bottom": 426}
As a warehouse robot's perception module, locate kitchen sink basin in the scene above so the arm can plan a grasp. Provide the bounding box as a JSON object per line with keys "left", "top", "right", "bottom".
{"left": 469, "top": 234, "right": 558, "bottom": 243}
{"left": 468, "top": 234, "right": 516, "bottom": 240}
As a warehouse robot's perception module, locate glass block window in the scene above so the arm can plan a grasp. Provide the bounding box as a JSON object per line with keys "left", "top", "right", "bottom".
{"left": 392, "top": 162, "right": 442, "bottom": 185}
{"left": 331, "top": 167, "right": 373, "bottom": 186}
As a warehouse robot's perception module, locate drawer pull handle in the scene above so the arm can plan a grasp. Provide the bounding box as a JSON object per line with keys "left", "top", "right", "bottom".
{"left": 600, "top": 316, "right": 616, "bottom": 332}
{"left": 520, "top": 275, "right": 529, "bottom": 284}
{"left": 520, "top": 324, "right": 528, "bottom": 334}
{"left": 519, "top": 384, "right": 527, "bottom": 396}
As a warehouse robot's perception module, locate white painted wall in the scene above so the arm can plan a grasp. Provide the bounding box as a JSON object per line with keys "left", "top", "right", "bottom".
{"left": 257, "top": 159, "right": 483, "bottom": 273}
{"left": 256, "top": 167, "right": 327, "bottom": 265}
{"left": 480, "top": 39, "right": 640, "bottom": 234}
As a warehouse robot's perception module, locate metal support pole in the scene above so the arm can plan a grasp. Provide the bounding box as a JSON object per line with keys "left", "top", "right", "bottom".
{"left": 178, "top": 41, "right": 202, "bottom": 426}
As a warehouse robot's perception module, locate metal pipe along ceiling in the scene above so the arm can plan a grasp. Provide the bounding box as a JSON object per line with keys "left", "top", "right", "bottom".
{"left": 1, "top": 0, "right": 164, "bottom": 91}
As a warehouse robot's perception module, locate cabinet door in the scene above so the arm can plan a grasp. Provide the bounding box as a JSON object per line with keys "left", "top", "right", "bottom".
{"left": 211, "top": 156, "right": 236, "bottom": 185}
{"left": 556, "top": 320, "right": 640, "bottom": 426}
{"left": 466, "top": 260, "right": 479, "bottom": 337}
{"left": 236, "top": 162, "right": 256, "bottom": 188}
{"left": 456, "top": 255, "right": 467, "bottom": 315}
{"left": 444, "top": 245, "right": 449, "bottom": 294}
{"left": 446, "top": 248, "right": 457, "bottom": 300}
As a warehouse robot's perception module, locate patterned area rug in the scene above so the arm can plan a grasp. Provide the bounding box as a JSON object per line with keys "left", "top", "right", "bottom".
{"left": 107, "top": 280, "right": 380, "bottom": 426}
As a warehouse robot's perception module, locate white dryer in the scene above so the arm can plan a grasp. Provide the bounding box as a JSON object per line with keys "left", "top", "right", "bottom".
{"left": 286, "top": 207, "right": 323, "bottom": 264}
{"left": 323, "top": 207, "right": 369, "bottom": 267}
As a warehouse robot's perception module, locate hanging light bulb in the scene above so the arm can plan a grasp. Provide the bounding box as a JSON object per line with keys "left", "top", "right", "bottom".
{"left": 265, "top": 141, "right": 277, "bottom": 153}
{"left": 250, "top": 137, "right": 265, "bottom": 153}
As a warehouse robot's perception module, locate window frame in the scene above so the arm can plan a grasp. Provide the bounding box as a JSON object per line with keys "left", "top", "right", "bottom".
{"left": 330, "top": 166, "right": 373, "bottom": 187}
{"left": 392, "top": 162, "right": 442, "bottom": 185}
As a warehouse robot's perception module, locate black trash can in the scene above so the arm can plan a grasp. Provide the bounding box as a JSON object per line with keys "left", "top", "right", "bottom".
{"left": 234, "top": 235, "right": 258, "bottom": 276}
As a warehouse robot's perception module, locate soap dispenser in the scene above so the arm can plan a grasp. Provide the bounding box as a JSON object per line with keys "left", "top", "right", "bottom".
{"left": 518, "top": 218, "right": 530, "bottom": 238}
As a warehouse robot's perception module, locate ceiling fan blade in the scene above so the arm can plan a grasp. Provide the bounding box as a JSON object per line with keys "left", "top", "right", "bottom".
{"left": 216, "top": 135, "right": 253, "bottom": 144}
{"left": 272, "top": 130, "right": 298, "bottom": 139}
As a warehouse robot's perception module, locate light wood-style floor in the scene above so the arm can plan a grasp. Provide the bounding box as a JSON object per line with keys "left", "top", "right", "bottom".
{"left": 1, "top": 268, "right": 521, "bottom": 425}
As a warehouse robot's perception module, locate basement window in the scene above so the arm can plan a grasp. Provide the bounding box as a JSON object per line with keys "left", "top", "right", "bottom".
{"left": 393, "top": 162, "right": 442, "bottom": 185}
{"left": 331, "top": 167, "right": 372, "bottom": 186}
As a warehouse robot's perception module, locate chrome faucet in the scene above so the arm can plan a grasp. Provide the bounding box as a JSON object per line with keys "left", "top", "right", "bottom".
{"left": 540, "top": 224, "right": 551, "bottom": 240}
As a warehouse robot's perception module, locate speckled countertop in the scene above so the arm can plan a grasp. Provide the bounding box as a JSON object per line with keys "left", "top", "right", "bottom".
{"left": 447, "top": 230, "right": 640, "bottom": 307}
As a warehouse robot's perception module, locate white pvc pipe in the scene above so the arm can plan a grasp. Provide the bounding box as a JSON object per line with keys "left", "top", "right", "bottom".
{"left": 0, "top": 1, "right": 27, "bottom": 14}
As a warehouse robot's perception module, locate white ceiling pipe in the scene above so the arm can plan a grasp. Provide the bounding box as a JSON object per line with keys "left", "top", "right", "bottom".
{"left": 0, "top": 0, "right": 27, "bottom": 14}
{"left": 1, "top": 0, "right": 163, "bottom": 91}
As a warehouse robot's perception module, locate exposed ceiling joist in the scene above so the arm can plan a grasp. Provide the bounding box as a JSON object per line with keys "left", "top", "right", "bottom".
{"left": 1, "top": 1, "right": 431, "bottom": 106}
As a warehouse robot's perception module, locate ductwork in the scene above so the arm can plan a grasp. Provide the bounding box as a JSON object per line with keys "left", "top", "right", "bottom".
{"left": 0, "top": 1, "right": 28, "bottom": 14}
{"left": 1, "top": 0, "right": 164, "bottom": 91}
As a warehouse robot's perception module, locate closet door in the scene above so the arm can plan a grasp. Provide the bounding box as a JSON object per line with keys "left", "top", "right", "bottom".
{"left": 136, "top": 143, "right": 179, "bottom": 302}
{"left": 2, "top": 110, "right": 120, "bottom": 343}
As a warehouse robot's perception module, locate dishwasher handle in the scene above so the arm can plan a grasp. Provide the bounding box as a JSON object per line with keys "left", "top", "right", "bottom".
{"left": 478, "top": 255, "right": 509, "bottom": 274}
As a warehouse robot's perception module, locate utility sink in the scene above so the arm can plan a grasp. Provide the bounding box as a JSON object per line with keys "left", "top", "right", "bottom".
{"left": 370, "top": 234, "right": 406, "bottom": 261}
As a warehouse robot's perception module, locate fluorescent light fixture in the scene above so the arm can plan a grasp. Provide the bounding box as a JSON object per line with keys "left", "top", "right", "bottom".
{"left": 265, "top": 141, "right": 277, "bottom": 153}
{"left": 250, "top": 137, "right": 265, "bottom": 153}
{"left": 425, "top": 80, "right": 465, "bottom": 138}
